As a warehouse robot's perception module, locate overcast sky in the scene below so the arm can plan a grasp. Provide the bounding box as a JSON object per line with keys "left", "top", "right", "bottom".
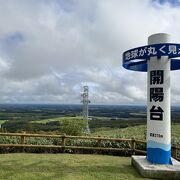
{"left": 1, "top": 0, "right": 180, "bottom": 105}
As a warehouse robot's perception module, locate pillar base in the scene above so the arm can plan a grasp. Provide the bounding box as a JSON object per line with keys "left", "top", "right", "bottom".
{"left": 132, "top": 155, "right": 180, "bottom": 179}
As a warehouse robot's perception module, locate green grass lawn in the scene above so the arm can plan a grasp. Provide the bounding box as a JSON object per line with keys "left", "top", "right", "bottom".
{"left": 31, "top": 116, "right": 83, "bottom": 124}
{"left": 0, "top": 153, "right": 150, "bottom": 180}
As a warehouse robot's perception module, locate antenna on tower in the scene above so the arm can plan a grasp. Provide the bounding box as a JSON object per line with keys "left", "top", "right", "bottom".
{"left": 81, "top": 86, "right": 90, "bottom": 134}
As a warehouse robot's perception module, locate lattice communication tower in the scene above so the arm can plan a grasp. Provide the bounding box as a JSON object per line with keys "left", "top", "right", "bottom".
{"left": 81, "top": 86, "right": 90, "bottom": 134}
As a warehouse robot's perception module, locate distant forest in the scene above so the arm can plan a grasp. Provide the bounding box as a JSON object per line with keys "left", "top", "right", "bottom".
{"left": 0, "top": 104, "right": 179, "bottom": 133}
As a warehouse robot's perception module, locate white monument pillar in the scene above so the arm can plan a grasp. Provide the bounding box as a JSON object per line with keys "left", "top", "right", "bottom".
{"left": 147, "top": 33, "right": 171, "bottom": 164}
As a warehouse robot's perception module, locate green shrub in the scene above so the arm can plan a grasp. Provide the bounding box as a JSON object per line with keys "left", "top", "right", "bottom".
{"left": 60, "top": 118, "right": 86, "bottom": 136}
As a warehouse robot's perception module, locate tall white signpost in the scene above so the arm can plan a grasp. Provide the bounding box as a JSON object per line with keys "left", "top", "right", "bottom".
{"left": 123, "top": 33, "right": 180, "bottom": 165}
{"left": 147, "top": 34, "right": 171, "bottom": 164}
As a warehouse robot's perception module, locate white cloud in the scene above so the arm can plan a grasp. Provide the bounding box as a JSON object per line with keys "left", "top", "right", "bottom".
{"left": 0, "top": 0, "right": 179, "bottom": 104}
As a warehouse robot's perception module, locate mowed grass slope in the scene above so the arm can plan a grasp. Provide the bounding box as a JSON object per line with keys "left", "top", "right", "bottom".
{"left": 0, "top": 153, "right": 150, "bottom": 180}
